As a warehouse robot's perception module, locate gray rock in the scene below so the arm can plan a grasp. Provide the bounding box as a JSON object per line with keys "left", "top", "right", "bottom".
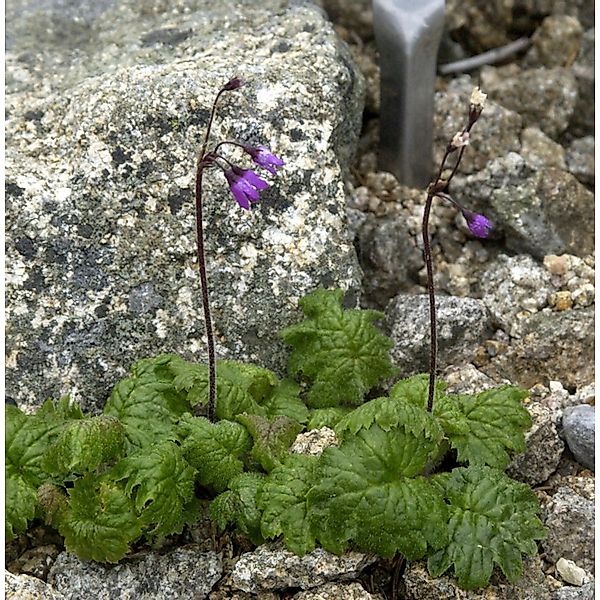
{"left": 291, "top": 427, "right": 338, "bottom": 456}
{"left": 520, "top": 127, "right": 566, "bottom": 170}
{"left": 357, "top": 213, "right": 423, "bottom": 309}
{"left": 482, "top": 307, "right": 594, "bottom": 390}
{"left": 512, "top": 0, "right": 594, "bottom": 31}
{"left": 6, "top": 571, "right": 66, "bottom": 600}
{"left": 570, "top": 28, "right": 594, "bottom": 137}
{"left": 386, "top": 294, "right": 493, "bottom": 376}
{"left": 231, "top": 546, "right": 376, "bottom": 593}
{"left": 434, "top": 75, "right": 522, "bottom": 175}
{"left": 566, "top": 136, "right": 594, "bottom": 186}
{"left": 48, "top": 547, "right": 222, "bottom": 599}
{"left": 552, "top": 583, "right": 595, "bottom": 600}
{"left": 462, "top": 153, "right": 594, "bottom": 259}
{"left": 403, "top": 556, "right": 553, "bottom": 600}
{"left": 542, "top": 486, "right": 594, "bottom": 573}
{"left": 6, "top": 0, "right": 364, "bottom": 412}
{"left": 555, "top": 558, "right": 590, "bottom": 587}
{"left": 292, "top": 581, "right": 379, "bottom": 599}
{"left": 524, "top": 15, "right": 583, "bottom": 68}
{"left": 480, "top": 254, "right": 552, "bottom": 337}
{"left": 480, "top": 65, "right": 577, "bottom": 139}
{"left": 507, "top": 403, "right": 565, "bottom": 485}
{"left": 562, "top": 404, "right": 595, "bottom": 471}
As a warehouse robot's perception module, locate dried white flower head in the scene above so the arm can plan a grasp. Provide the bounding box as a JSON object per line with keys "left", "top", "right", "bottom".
{"left": 450, "top": 131, "right": 470, "bottom": 149}
{"left": 470, "top": 87, "right": 487, "bottom": 111}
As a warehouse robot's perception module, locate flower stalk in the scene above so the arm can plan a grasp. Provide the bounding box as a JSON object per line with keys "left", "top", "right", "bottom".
{"left": 193, "top": 78, "right": 284, "bottom": 421}
{"left": 423, "top": 88, "right": 491, "bottom": 412}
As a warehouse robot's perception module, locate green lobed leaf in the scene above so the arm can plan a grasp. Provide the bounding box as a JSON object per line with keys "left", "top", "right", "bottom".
{"left": 43, "top": 416, "right": 126, "bottom": 477}
{"left": 112, "top": 440, "right": 197, "bottom": 541}
{"left": 334, "top": 392, "right": 445, "bottom": 444}
{"left": 236, "top": 414, "right": 303, "bottom": 472}
{"left": 389, "top": 374, "right": 446, "bottom": 409}
{"left": 434, "top": 386, "right": 531, "bottom": 469}
{"left": 260, "top": 379, "right": 310, "bottom": 424}
{"left": 210, "top": 472, "right": 266, "bottom": 545}
{"left": 5, "top": 466, "right": 38, "bottom": 540}
{"left": 177, "top": 414, "right": 252, "bottom": 492}
{"left": 258, "top": 454, "right": 318, "bottom": 556}
{"left": 280, "top": 289, "right": 396, "bottom": 408}
{"left": 307, "top": 424, "right": 446, "bottom": 557}
{"left": 54, "top": 474, "right": 141, "bottom": 563}
{"left": 103, "top": 367, "right": 191, "bottom": 451}
{"left": 427, "top": 466, "right": 546, "bottom": 589}
{"left": 307, "top": 407, "right": 351, "bottom": 430}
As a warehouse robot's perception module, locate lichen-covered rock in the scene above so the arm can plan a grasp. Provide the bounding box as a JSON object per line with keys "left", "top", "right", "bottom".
{"left": 552, "top": 582, "right": 595, "bottom": 600}
{"left": 403, "top": 556, "right": 554, "bottom": 600}
{"left": 48, "top": 547, "right": 222, "bottom": 599}
{"left": 480, "top": 65, "right": 577, "bottom": 139}
{"left": 6, "top": 0, "right": 364, "bottom": 412}
{"left": 481, "top": 307, "right": 594, "bottom": 390}
{"left": 542, "top": 487, "right": 595, "bottom": 573}
{"left": 386, "top": 294, "right": 493, "bottom": 377}
{"left": 507, "top": 402, "right": 564, "bottom": 485}
{"left": 434, "top": 75, "right": 522, "bottom": 174}
{"left": 231, "top": 546, "right": 376, "bottom": 593}
{"left": 524, "top": 15, "right": 583, "bottom": 68}
{"left": 6, "top": 571, "right": 66, "bottom": 600}
{"left": 561, "top": 404, "right": 595, "bottom": 471}
{"left": 462, "top": 153, "right": 594, "bottom": 259}
{"left": 480, "top": 254, "right": 552, "bottom": 337}
{"left": 291, "top": 427, "right": 338, "bottom": 456}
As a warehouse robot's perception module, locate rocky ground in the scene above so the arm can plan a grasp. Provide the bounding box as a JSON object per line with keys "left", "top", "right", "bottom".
{"left": 5, "top": 0, "right": 594, "bottom": 598}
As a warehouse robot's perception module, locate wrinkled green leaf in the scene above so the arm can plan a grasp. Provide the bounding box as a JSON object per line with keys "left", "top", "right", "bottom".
{"left": 112, "top": 440, "right": 197, "bottom": 541}
{"left": 177, "top": 414, "right": 252, "bottom": 492}
{"left": 210, "top": 472, "right": 265, "bottom": 545}
{"left": 236, "top": 414, "right": 303, "bottom": 472}
{"left": 434, "top": 387, "right": 531, "bottom": 469}
{"left": 427, "top": 466, "right": 546, "bottom": 589}
{"left": 259, "top": 454, "right": 318, "bottom": 555}
{"left": 307, "top": 407, "right": 351, "bottom": 430}
{"left": 260, "top": 379, "right": 310, "bottom": 424}
{"left": 5, "top": 467, "right": 38, "bottom": 540}
{"left": 307, "top": 424, "right": 446, "bottom": 557}
{"left": 389, "top": 374, "right": 446, "bottom": 409}
{"left": 281, "top": 289, "right": 396, "bottom": 408}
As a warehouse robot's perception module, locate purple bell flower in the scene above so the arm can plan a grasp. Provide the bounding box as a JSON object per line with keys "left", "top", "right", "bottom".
{"left": 224, "top": 166, "right": 269, "bottom": 210}
{"left": 243, "top": 144, "right": 285, "bottom": 176}
{"left": 462, "top": 210, "right": 493, "bottom": 238}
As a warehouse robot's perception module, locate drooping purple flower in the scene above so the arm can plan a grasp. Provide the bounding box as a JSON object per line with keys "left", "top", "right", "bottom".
{"left": 462, "top": 210, "right": 493, "bottom": 238}
{"left": 224, "top": 166, "right": 269, "bottom": 210}
{"left": 243, "top": 144, "right": 284, "bottom": 175}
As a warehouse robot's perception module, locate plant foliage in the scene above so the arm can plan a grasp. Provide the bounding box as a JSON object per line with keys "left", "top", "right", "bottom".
{"left": 5, "top": 289, "right": 544, "bottom": 589}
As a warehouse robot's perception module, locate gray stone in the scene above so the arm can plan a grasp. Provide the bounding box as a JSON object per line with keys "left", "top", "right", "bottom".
{"left": 434, "top": 75, "right": 522, "bottom": 175}
{"left": 555, "top": 558, "right": 590, "bottom": 587}
{"left": 357, "top": 212, "right": 423, "bottom": 309}
{"left": 385, "top": 294, "right": 493, "bottom": 376}
{"left": 6, "top": 571, "right": 66, "bottom": 600}
{"left": 507, "top": 403, "right": 565, "bottom": 486}
{"left": 542, "top": 486, "right": 594, "bottom": 573}
{"left": 512, "top": 0, "right": 594, "bottom": 30}
{"left": 292, "top": 581, "right": 379, "bottom": 599}
{"left": 291, "top": 427, "right": 338, "bottom": 456}
{"left": 403, "top": 556, "right": 553, "bottom": 600}
{"left": 566, "top": 136, "right": 594, "bottom": 186}
{"left": 570, "top": 28, "right": 594, "bottom": 137}
{"left": 552, "top": 583, "right": 595, "bottom": 600}
{"left": 480, "top": 65, "right": 577, "bottom": 139}
{"left": 6, "top": 0, "right": 364, "bottom": 412}
{"left": 231, "top": 546, "right": 376, "bottom": 593}
{"left": 480, "top": 254, "right": 552, "bottom": 337}
{"left": 48, "top": 547, "right": 222, "bottom": 599}
{"left": 462, "top": 153, "right": 594, "bottom": 259}
{"left": 524, "top": 15, "right": 583, "bottom": 68}
{"left": 520, "top": 127, "right": 566, "bottom": 170}
{"left": 562, "top": 404, "right": 595, "bottom": 471}
{"left": 482, "top": 307, "right": 594, "bottom": 390}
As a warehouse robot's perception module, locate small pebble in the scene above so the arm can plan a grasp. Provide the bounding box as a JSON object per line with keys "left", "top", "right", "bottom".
{"left": 556, "top": 557, "right": 588, "bottom": 586}
{"left": 562, "top": 404, "right": 595, "bottom": 470}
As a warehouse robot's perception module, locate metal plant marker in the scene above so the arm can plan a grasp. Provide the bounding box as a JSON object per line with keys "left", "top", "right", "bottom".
{"left": 373, "top": 0, "right": 445, "bottom": 187}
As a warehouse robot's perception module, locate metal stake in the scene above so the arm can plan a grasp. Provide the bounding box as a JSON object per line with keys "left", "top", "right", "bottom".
{"left": 373, "top": 0, "right": 445, "bottom": 187}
